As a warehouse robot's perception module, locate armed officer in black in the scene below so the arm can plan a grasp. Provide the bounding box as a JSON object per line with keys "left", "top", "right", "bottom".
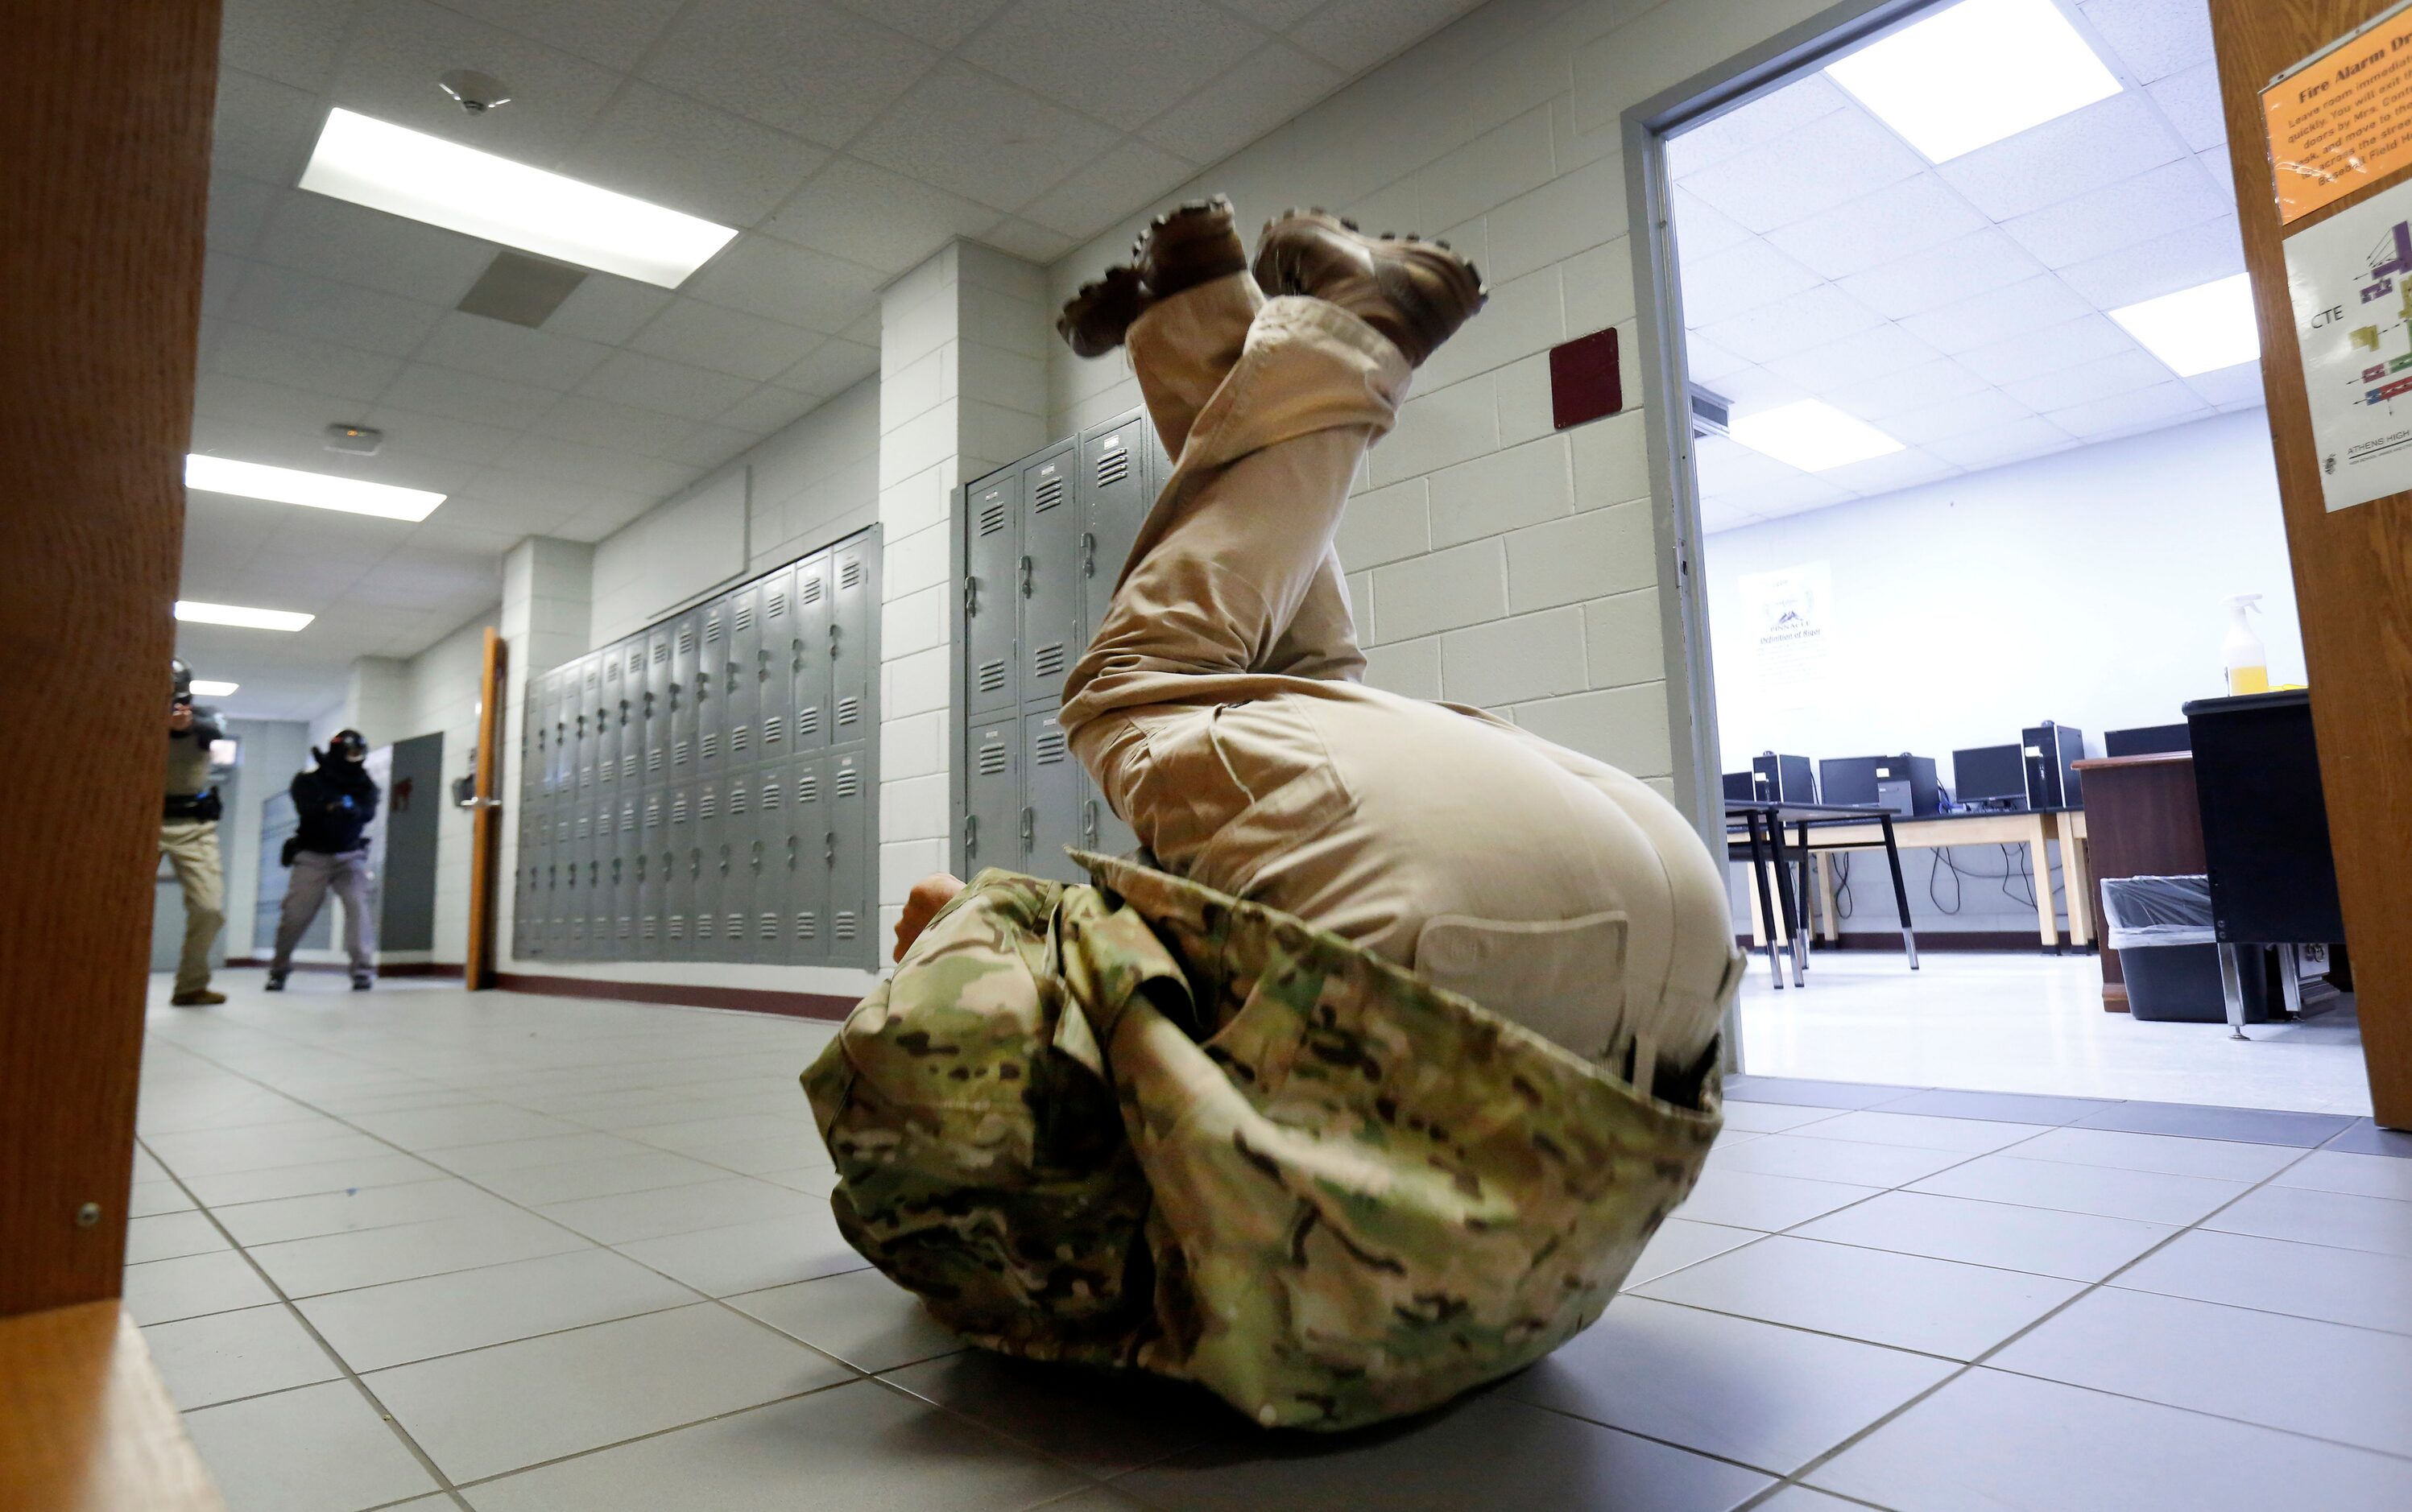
{"left": 268, "top": 729, "right": 381, "bottom": 990}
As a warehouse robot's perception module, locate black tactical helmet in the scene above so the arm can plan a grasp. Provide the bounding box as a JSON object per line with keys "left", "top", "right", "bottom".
{"left": 329, "top": 729, "right": 369, "bottom": 762}
{"left": 172, "top": 657, "right": 194, "bottom": 706}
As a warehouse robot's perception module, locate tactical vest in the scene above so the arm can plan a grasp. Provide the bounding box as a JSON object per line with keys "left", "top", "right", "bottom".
{"left": 802, "top": 851, "right": 1723, "bottom": 1431}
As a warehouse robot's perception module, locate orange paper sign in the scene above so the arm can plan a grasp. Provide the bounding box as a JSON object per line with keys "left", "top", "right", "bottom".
{"left": 2265, "top": 6, "right": 2412, "bottom": 223}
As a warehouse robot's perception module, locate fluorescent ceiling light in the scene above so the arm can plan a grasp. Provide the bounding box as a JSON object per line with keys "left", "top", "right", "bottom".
{"left": 2109, "top": 273, "right": 2261, "bottom": 377}
{"left": 1827, "top": 0, "right": 2122, "bottom": 163}
{"left": 298, "top": 108, "right": 738, "bottom": 287}
{"left": 186, "top": 454, "right": 445, "bottom": 522}
{"left": 175, "top": 601, "right": 315, "bottom": 632}
{"left": 1730, "top": 399, "right": 1906, "bottom": 471}
{"left": 189, "top": 680, "right": 240, "bottom": 696}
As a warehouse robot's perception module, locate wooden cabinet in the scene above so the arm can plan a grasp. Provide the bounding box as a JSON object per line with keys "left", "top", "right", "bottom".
{"left": 2069, "top": 754, "right": 2205, "bottom": 1011}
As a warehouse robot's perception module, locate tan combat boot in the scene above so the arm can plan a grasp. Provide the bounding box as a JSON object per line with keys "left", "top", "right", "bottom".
{"left": 1055, "top": 197, "right": 1247, "bottom": 357}
{"left": 1250, "top": 209, "right": 1487, "bottom": 367}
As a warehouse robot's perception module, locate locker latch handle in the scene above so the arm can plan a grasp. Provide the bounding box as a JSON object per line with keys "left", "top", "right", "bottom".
{"left": 689, "top": 849, "right": 701, "bottom": 878}
{"left": 727, "top": 659, "right": 740, "bottom": 692}
{"left": 1082, "top": 533, "right": 1095, "bottom": 578}
{"left": 750, "top": 841, "right": 763, "bottom": 873}
{"left": 1019, "top": 555, "right": 1033, "bottom": 597}
{"left": 828, "top": 623, "right": 840, "bottom": 660}
{"left": 785, "top": 837, "right": 797, "bottom": 870}
{"left": 1020, "top": 807, "right": 1034, "bottom": 847}
{"left": 718, "top": 845, "right": 730, "bottom": 875}
{"left": 963, "top": 576, "right": 978, "bottom": 616}
{"left": 1082, "top": 799, "right": 1098, "bottom": 841}
{"left": 824, "top": 832, "right": 836, "bottom": 865}
{"left": 962, "top": 813, "right": 978, "bottom": 856}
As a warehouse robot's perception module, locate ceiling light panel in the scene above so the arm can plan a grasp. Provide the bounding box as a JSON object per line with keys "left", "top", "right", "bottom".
{"left": 1827, "top": 0, "right": 2123, "bottom": 164}
{"left": 1730, "top": 399, "right": 1907, "bottom": 471}
{"left": 186, "top": 454, "right": 446, "bottom": 522}
{"left": 2108, "top": 272, "right": 2260, "bottom": 376}
{"left": 188, "top": 680, "right": 240, "bottom": 696}
{"left": 299, "top": 109, "right": 738, "bottom": 288}
{"left": 175, "top": 601, "right": 316, "bottom": 632}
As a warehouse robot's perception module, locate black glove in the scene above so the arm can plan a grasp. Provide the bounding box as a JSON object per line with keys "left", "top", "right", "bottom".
{"left": 280, "top": 836, "right": 300, "bottom": 868}
{"left": 194, "top": 791, "right": 223, "bottom": 822}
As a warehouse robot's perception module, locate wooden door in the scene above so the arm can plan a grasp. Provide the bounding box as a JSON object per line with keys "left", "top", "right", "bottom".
{"left": 2210, "top": 0, "right": 2412, "bottom": 1126}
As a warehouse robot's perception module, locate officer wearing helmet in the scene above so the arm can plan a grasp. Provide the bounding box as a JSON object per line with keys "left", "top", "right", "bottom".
{"left": 163, "top": 659, "right": 230, "bottom": 1006}
{"left": 267, "top": 729, "right": 381, "bottom": 991}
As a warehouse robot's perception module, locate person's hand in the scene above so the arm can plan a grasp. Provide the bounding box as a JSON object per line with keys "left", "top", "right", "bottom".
{"left": 168, "top": 704, "right": 193, "bottom": 733}
{"left": 894, "top": 872, "right": 966, "bottom": 963}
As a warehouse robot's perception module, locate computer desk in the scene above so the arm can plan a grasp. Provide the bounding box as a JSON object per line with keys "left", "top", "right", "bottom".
{"left": 1727, "top": 800, "right": 1918, "bottom": 989}
{"left": 1784, "top": 808, "right": 2091, "bottom": 952}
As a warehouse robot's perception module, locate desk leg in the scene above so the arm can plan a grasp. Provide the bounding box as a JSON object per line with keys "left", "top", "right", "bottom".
{"left": 2219, "top": 943, "right": 2251, "bottom": 1041}
{"left": 1744, "top": 812, "right": 1785, "bottom": 990}
{"left": 2058, "top": 816, "right": 2093, "bottom": 950}
{"left": 2026, "top": 813, "right": 2058, "bottom": 953}
{"left": 1769, "top": 816, "right": 1804, "bottom": 988}
{"left": 1814, "top": 852, "right": 1839, "bottom": 944}
{"left": 2279, "top": 944, "right": 2305, "bottom": 1020}
{"left": 1879, "top": 813, "right": 1918, "bottom": 970}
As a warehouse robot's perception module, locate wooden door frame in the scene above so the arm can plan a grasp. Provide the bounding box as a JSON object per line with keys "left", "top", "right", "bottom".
{"left": 466, "top": 627, "right": 507, "bottom": 989}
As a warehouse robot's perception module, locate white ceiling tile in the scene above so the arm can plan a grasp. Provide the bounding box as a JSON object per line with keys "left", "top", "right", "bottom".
{"left": 1999, "top": 347, "right": 2175, "bottom": 410}
{"left": 1140, "top": 42, "right": 1344, "bottom": 166}
{"left": 1697, "top": 498, "right": 1765, "bottom": 534}
{"left": 202, "top": 254, "right": 246, "bottom": 318}
{"left": 381, "top": 362, "right": 565, "bottom": 428}
{"left": 2197, "top": 147, "right": 2237, "bottom": 205}
{"left": 1955, "top": 313, "right": 2141, "bottom": 384}
{"left": 682, "top": 236, "right": 885, "bottom": 332}
{"left": 1680, "top": 333, "right": 1753, "bottom": 386}
{"left": 210, "top": 68, "right": 322, "bottom": 185}
{"left": 211, "top": 322, "right": 407, "bottom": 404}
{"left": 1020, "top": 139, "right": 1199, "bottom": 238}
{"left": 359, "top": 403, "right": 525, "bottom": 466}
{"left": 1668, "top": 72, "right": 1854, "bottom": 177}
{"left": 850, "top": 60, "right": 1122, "bottom": 211}
{"left": 639, "top": 0, "right": 939, "bottom": 146}
{"left": 966, "top": 0, "right": 1266, "bottom": 133}
{"left": 332, "top": 0, "right": 625, "bottom": 163}
{"left": 416, "top": 310, "right": 616, "bottom": 388}
{"left": 2045, "top": 378, "right": 2211, "bottom": 438}
{"left": 577, "top": 350, "right": 759, "bottom": 421}
{"left": 776, "top": 338, "right": 882, "bottom": 397}
{"left": 1698, "top": 283, "right": 1888, "bottom": 363}
{"left": 1704, "top": 364, "right": 1810, "bottom": 409}
{"left": 2146, "top": 60, "right": 2227, "bottom": 152}
{"left": 2055, "top": 213, "right": 2244, "bottom": 308}
{"left": 829, "top": 0, "right": 1014, "bottom": 47}
{"left": 1218, "top": 0, "right": 1319, "bottom": 28}
{"left": 1677, "top": 237, "right": 1827, "bottom": 326}
{"left": 1694, "top": 434, "right": 1806, "bottom": 495}
{"left": 192, "top": 370, "right": 350, "bottom": 432}
{"left": 254, "top": 191, "right": 494, "bottom": 306}
{"left": 1764, "top": 174, "right": 1991, "bottom": 280}
{"left": 540, "top": 275, "right": 675, "bottom": 345}
{"left": 1836, "top": 228, "right": 2049, "bottom": 320}
{"left": 556, "top": 84, "right": 829, "bottom": 227}
{"left": 226, "top": 262, "right": 448, "bottom": 357}
{"left": 1721, "top": 472, "right": 1856, "bottom": 516}
{"left": 1901, "top": 275, "right": 2095, "bottom": 353}
{"left": 760, "top": 157, "right": 1001, "bottom": 273}
{"left": 220, "top": 0, "right": 357, "bottom": 90}
{"left": 1823, "top": 356, "right": 1994, "bottom": 419}
{"left": 207, "top": 175, "right": 279, "bottom": 257}
{"left": 495, "top": 435, "right": 699, "bottom": 496}
{"left": 1760, "top": 321, "right": 1945, "bottom": 391}
{"left": 2184, "top": 361, "right": 2264, "bottom": 408}
{"left": 628, "top": 300, "right": 823, "bottom": 382}
{"left": 1818, "top": 448, "right": 1961, "bottom": 498}
{"left": 1925, "top": 414, "right": 2079, "bottom": 468}
{"left": 2000, "top": 155, "right": 2226, "bottom": 268}
{"left": 2079, "top": 0, "right": 2215, "bottom": 84}
{"left": 528, "top": 395, "right": 704, "bottom": 456}
{"left": 1670, "top": 188, "right": 1756, "bottom": 260}
{"left": 1681, "top": 105, "right": 1929, "bottom": 233}
{"left": 1882, "top": 388, "right": 2038, "bottom": 446}
{"left": 1288, "top": 0, "right": 1480, "bottom": 73}
{"left": 1938, "top": 92, "right": 2191, "bottom": 221}
{"left": 717, "top": 385, "right": 823, "bottom": 436}
{"left": 980, "top": 218, "right": 1078, "bottom": 264}
{"left": 437, "top": 0, "right": 685, "bottom": 70}
{"left": 463, "top": 465, "right": 665, "bottom": 520}
{"left": 660, "top": 423, "right": 761, "bottom": 470}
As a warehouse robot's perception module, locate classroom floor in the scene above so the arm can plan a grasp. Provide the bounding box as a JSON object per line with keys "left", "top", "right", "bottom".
{"left": 1735, "top": 949, "right": 2373, "bottom": 1116}
{"left": 127, "top": 975, "right": 2412, "bottom": 1511}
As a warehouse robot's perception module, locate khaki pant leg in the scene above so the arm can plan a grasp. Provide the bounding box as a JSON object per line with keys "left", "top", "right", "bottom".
{"left": 273, "top": 850, "right": 333, "bottom": 973}
{"left": 329, "top": 849, "right": 378, "bottom": 973}
{"left": 1127, "top": 273, "right": 1260, "bottom": 460}
{"left": 160, "top": 820, "right": 224, "bottom": 997}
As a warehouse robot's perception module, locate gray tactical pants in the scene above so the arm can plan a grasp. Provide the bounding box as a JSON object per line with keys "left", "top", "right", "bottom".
{"left": 272, "top": 847, "right": 376, "bottom": 977}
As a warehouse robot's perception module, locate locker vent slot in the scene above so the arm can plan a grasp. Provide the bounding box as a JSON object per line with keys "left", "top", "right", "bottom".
{"left": 761, "top": 780, "right": 782, "bottom": 810}
{"left": 647, "top": 750, "right": 664, "bottom": 775}
{"left": 763, "top": 715, "right": 784, "bottom": 746}
{"left": 700, "top": 791, "right": 718, "bottom": 820}
{"left": 704, "top": 617, "right": 722, "bottom": 645}
{"left": 645, "top": 802, "right": 661, "bottom": 830}
{"left": 654, "top": 642, "right": 668, "bottom": 663}
{"left": 621, "top": 754, "right": 638, "bottom": 781}
{"left": 796, "top": 774, "right": 819, "bottom": 804}
{"left": 841, "top": 560, "right": 863, "bottom": 590}
{"left": 836, "top": 696, "right": 860, "bottom": 726}
{"left": 701, "top": 731, "right": 718, "bottom": 759}
{"left": 621, "top": 809, "right": 636, "bottom": 834}
{"left": 978, "top": 742, "right": 1008, "bottom": 776}
{"left": 1033, "top": 642, "right": 1065, "bottom": 676}
{"left": 697, "top": 914, "right": 714, "bottom": 940}
{"left": 1097, "top": 448, "right": 1130, "bottom": 487}
{"left": 801, "top": 576, "right": 825, "bottom": 605}
{"left": 673, "top": 739, "right": 691, "bottom": 766}
{"left": 759, "top": 913, "right": 780, "bottom": 940}
{"left": 668, "top": 915, "right": 685, "bottom": 940}
{"left": 677, "top": 626, "right": 695, "bottom": 655}
{"left": 726, "top": 911, "right": 744, "bottom": 936}
{"left": 795, "top": 911, "right": 817, "bottom": 940}
{"left": 727, "top": 786, "right": 749, "bottom": 816}
{"left": 834, "top": 911, "right": 858, "bottom": 940}
{"left": 835, "top": 768, "right": 861, "bottom": 798}
{"left": 1035, "top": 729, "right": 1069, "bottom": 765}
{"left": 977, "top": 660, "right": 1007, "bottom": 694}
{"left": 618, "top": 918, "right": 632, "bottom": 940}
{"left": 672, "top": 796, "right": 689, "bottom": 824}
{"left": 798, "top": 706, "right": 821, "bottom": 737}
{"left": 731, "top": 725, "right": 750, "bottom": 753}
{"left": 767, "top": 592, "right": 787, "bottom": 619}
{"left": 642, "top": 917, "right": 657, "bottom": 940}
{"left": 734, "top": 602, "right": 755, "bottom": 631}
{"left": 978, "top": 499, "right": 1007, "bottom": 535}
{"left": 1032, "top": 476, "right": 1065, "bottom": 511}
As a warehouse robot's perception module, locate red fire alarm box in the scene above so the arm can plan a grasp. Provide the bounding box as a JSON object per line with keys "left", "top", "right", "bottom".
{"left": 1549, "top": 327, "right": 1622, "bottom": 431}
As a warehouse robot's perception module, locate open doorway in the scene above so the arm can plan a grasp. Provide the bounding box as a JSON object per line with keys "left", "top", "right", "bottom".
{"left": 1646, "top": 0, "right": 2367, "bottom": 1113}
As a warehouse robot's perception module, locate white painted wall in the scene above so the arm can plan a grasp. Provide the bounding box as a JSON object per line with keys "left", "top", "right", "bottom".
{"left": 218, "top": 717, "right": 311, "bottom": 960}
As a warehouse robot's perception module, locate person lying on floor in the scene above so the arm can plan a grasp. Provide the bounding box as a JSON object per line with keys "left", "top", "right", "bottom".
{"left": 804, "top": 198, "right": 1740, "bottom": 1432}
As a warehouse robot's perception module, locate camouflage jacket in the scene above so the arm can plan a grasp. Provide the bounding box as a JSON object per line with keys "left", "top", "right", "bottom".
{"left": 801, "top": 851, "right": 1723, "bottom": 1431}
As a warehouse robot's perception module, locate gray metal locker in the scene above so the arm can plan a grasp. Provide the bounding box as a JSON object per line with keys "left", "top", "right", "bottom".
{"left": 830, "top": 540, "right": 875, "bottom": 744}
{"left": 697, "top": 596, "right": 728, "bottom": 777}
{"left": 726, "top": 580, "right": 762, "bottom": 771}
{"left": 669, "top": 608, "right": 701, "bottom": 781}
{"left": 792, "top": 552, "right": 832, "bottom": 747}
{"left": 664, "top": 779, "right": 695, "bottom": 960}
{"left": 644, "top": 626, "right": 673, "bottom": 783}
{"left": 965, "top": 470, "right": 1019, "bottom": 715}
{"left": 535, "top": 670, "right": 560, "bottom": 804}
{"left": 694, "top": 775, "right": 726, "bottom": 956}
{"left": 613, "top": 791, "right": 639, "bottom": 956}
{"left": 579, "top": 655, "right": 604, "bottom": 806}
{"left": 828, "top": 748, "right": 870, "bottom": 965}
{"left": 1025, "top": 711, "right": 1082, "bottom": 882}
{"left": 638, "top": 787, "right": 668, "bottom": 960}
{"left": 741, "top": 766, "right": 781, "bottom": 962}
{"left": 719, "top": 770, "right": 755, "bottom": 957}
{"left": 964, "top": 713, "right": 1020, "bottom": 876}
{"left": 597, "top": 651, "right": 623, "bottom": 814}
{"left": 1079, "top": 414, "right": 1153, "bottom": 646}
{"left": 785, "top": 754, "right": 828, "bottom": 964}
{"left": 1021, "top": 445, "right": 1079, "bottom": 708}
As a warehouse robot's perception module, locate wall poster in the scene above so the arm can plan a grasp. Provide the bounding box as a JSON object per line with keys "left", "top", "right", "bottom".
{"left": 1737, "top": 561, "right": 1831, "bottom": 711}
{"left": 2282, "top": 180, "right": 2412, "bottom": 510}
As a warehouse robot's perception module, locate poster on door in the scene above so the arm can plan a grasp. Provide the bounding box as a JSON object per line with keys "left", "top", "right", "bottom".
{"left": 1737, "top": 562, "right": 1831, "bottom": 710}
{"left": 2283, "top": 178, "right": 2412, "bottom": 510}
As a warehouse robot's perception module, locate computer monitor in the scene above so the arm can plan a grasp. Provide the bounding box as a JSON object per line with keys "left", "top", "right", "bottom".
{"left": 1820, "top": 754, "right": 1939, "bottom": 816}
{"left": 2106, "top": 723, "right": 2190, "bottom": 757}
{"left": 1952, "top": 743, "right": 2028, "bottom": 808}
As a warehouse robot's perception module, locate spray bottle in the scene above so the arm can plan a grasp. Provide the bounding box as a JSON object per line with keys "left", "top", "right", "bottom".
{"left": 2223, "top": 594, "right": 2269, "bottom": 696}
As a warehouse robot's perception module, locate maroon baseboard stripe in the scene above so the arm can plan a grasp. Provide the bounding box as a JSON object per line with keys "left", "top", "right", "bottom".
{"left": 224, "top": 960, "right": 465, "bottom": 978}
{"left": 1734, "top": 932, "right": 2087, "bottom": 953}
{"left": 493, "top": 973, "right": 858, "bottom": 1021}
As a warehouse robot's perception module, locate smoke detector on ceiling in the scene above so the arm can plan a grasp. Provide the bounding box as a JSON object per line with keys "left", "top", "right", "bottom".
{"left": 325, "top": 423, "right": 384, "bottom": 456}
{"left": 438, "top": 69, "right": 513, "bottom": 113}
